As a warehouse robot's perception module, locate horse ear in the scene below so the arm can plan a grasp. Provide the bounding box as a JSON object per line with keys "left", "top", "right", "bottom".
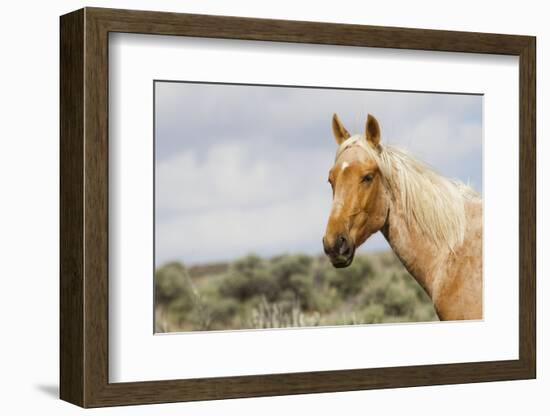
{"left": 366, "top": 114, "right": 381, "bottom": 147}
{"left": 332, "top": 113, "right": 350, "bottom": 145}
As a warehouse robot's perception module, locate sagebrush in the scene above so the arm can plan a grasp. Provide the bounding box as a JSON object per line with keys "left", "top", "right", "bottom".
{"left": 154, "top": 251, "right": 438, "bottom": 332}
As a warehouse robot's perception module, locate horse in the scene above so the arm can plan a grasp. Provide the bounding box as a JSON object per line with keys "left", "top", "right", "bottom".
{"left": 322, "top": 113, "right": 482, "bottom": 321}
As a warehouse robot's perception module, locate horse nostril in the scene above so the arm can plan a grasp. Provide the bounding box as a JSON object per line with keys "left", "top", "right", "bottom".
{"left": 323, "top": 235, "right": 353, "bottom": 257}
{"left": 338, "top": 235, "right": 350, "bottom": 256}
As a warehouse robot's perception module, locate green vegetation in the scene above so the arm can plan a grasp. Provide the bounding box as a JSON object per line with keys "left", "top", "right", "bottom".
{"left": 154, "top": 251, "right": 438, "bottom": 332}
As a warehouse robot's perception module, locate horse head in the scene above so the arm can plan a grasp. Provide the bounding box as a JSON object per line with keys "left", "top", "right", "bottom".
{"left": 323, "top": 113, "right": 390, "bottom": 268}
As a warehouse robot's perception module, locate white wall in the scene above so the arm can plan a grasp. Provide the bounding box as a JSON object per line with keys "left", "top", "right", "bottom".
{"left": 0, "top": 0, "right": 545, "bottom": 414}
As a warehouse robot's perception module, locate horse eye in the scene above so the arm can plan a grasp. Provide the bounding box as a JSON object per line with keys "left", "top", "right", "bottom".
{"left": 362, "top": 174, "right": 374, "bottom": 183}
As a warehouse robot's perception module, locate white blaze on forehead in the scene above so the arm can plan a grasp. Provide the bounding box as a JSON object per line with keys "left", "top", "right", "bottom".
{"left": 341, "top": 161, "right": 349, "bottom": 171}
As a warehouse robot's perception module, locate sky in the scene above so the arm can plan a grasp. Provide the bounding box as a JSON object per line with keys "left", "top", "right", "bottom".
{"left": 155, "top": 81, "right": 482, "bottom": 266}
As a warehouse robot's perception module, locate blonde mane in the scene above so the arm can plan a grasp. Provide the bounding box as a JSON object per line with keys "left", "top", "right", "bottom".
{"left": 335, "top": 135, "right": 480, "bottom": 251}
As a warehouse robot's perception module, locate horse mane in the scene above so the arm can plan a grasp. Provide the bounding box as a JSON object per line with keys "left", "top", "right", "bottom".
{"left": 335, "top": 135, "right": 480, "bottom": 251}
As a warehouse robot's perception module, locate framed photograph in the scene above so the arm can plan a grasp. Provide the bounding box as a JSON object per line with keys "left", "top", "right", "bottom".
{"left": 60, "top": 7, "right": 536, "bottom": 408}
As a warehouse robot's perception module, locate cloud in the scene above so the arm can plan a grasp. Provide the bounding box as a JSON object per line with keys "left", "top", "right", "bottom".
{"left": 156, "top": 140, "right": 333, "bottom": 217}
{"left": 155, "top": 82, "right": 482, "bottom": 158}
{"left": 155, "top": 139, "right": 339, "bottom": 264}
{"left": 157, "top": 192, "right": 330, "bottom": 264}
{"left": 395, "top": 115, "right": 483, "bottom": 190}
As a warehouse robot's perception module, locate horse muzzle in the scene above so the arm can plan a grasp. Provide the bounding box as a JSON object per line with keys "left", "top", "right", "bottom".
{"left": 323, "top": 234, "right": 355, "bottom": 268}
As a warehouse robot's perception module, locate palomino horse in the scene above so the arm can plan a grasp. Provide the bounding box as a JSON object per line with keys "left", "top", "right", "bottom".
{"left": 322, "top": 114, "right": 482, "bottom": 321}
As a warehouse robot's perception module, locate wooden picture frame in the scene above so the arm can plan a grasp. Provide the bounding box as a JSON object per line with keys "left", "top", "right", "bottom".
{"left": 60, "top": 7, "right": 536, "bottom": 408}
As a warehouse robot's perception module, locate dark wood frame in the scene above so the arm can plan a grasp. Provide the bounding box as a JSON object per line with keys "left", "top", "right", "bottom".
{"left": 60, "top": 7, "right": 536, "bottom": 408}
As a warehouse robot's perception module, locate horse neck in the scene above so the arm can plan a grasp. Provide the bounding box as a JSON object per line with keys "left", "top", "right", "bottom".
{"left": 380, "top": 194, "right": 448, "bottom": 299}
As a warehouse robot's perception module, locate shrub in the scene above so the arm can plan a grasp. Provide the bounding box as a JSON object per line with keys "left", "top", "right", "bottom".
{"left": 270, "top": 254, "right": 313, "bottom": 287}
{"left": 218, "top": 254, "right": 278, "bottom": 301}
{"left": 325, "top": 255, "right": 373, "bottom": 298}
{"left": 155, "top": 262, "right": 191, "bottom": 305}
{"left": 362, "top": 304, "right": 386, "bottom": 324}
{"left": 382, "top": 280, "right": 419, "bottom": 317}
{"left": 155, "top": 251, "right": 439, "bottom": 331}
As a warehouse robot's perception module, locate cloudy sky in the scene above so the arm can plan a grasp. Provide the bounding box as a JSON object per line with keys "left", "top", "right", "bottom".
{"left": 155, "top": 81, "right": 482, "bottom": 267}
